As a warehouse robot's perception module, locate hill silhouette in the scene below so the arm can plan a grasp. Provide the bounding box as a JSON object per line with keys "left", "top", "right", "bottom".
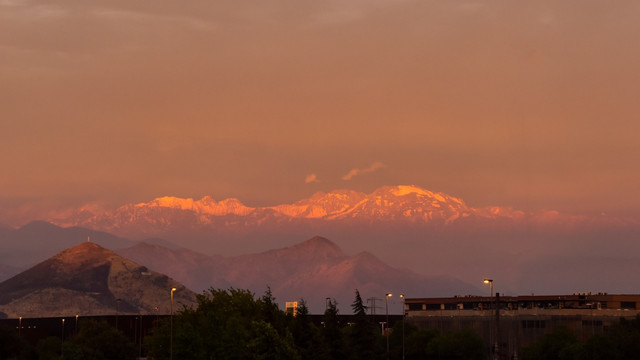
{"left": 0, "top": 242, "right": 195, "bottom": 318}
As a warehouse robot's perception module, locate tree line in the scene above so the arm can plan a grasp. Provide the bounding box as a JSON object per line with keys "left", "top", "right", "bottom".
{"left": 144, "top": 287, "right": 487, "bottom": 360}
{"left": 24, "top": 286, "right": 640, "bottom": 359}
{"left": 1, "top": 287, "right": 487, "bottom": 359}
{"left": 522, "top": 315, "right": 640, "bottom": 360}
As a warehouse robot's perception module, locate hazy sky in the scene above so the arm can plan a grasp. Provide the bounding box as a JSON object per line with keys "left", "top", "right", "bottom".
{"left": 2, "top": 0, "right": 639, "bottom": 220}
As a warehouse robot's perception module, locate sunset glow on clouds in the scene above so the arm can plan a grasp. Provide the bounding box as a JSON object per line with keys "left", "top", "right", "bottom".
{"left": 305, "top": 174, "right": 319, "bottom": 184}
{"left": 342, "top": 162, "right": 387, "bottom": 181}
{"left": 0, "top": 0, "right": 639, "bottom": 220}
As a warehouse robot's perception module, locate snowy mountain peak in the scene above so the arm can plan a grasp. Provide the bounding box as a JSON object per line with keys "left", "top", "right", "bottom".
{"left": 382, "top": 185, "right": 466, "bottom": 205}
{"left": 140, "top": 196, "right": 196, "bottom": 210}
{"left": 137, "top": 195, "right": 254, "bottom": 216}
{"left": 392, "top": 185, "right": 435, "bottom": 197}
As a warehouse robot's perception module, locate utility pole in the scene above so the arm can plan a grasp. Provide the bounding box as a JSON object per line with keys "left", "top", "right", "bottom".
{"left": 494, "top": 292, "right": 501, "bottom": 360}
{"left": 367, "top": 297, "right": 381, "bottom": 316}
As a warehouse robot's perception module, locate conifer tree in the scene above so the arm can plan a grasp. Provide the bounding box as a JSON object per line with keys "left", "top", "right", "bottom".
{"left": 323, "top": 299, "right": 347, "bottom": 360}
{"left": 260, "top": 286, "right": 287, "bottom": 335}
{"left": 291, "top": 300, "right": 328, "bottom": 360}
{"left": 349, "top": 289, "right": 380, "bottom": 360}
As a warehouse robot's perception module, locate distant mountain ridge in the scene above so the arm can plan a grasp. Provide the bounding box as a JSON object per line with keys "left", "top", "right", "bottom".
{"left": 116, "top": 236, "right": 477, "bottom": 313}
{"left": 0, "top": 221, "right": 136, "bottom": 268}
{"left": 0, "top": 230, "right": 480, "bottom": 315}
{"left": 44, "top": 185, "right": 621, "bottom": 246}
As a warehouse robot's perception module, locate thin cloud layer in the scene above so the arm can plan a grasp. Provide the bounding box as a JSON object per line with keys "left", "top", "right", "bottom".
{"left": 305, "top": 174, "right": 319, "bottom": 184}
{"left": 342, "top": 162, "right": 387, "bottom": 181}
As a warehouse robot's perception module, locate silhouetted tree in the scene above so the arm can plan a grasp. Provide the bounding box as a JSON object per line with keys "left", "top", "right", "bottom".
{"left": 323, "top": 299, "right": 348, "bottom": 360}
{"left": 521, "top": 316, "right": 640, "bottom": 360}
{"left": 247, "top": 320, "right": 300, "bottom": 360}
{"left": 0, "top": 324, "right": 34, "bottom": 359}
{"left": 348, "top": 289, "right": 380, "bottom": 360}
{"left": 426, "top": 329, "right": 487, "bottom": 360}
{"left": 403, "top": 325, "right": 439, "bottom": 360}
{"left": 522, "top": 326, "right": 580, "bottom": 360}
{"left": 145, "top": 287, "right": 304, "bottom": 360}
{"left": 36, "top": 337, "right": 62, "bottom": 360}
{"left": 606, "top": 315, "right": 640, "bottom": 359}
{"left": 68, "top": 319, "right": 137, "bottom": 360}
{"left": 291, "top": 299, "right": 327, "bottom": 360}
{"left": 260, "top": 286, "right": 288, "bottom": 335}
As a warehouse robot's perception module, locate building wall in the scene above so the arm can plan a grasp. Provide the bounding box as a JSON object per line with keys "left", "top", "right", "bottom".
{"left": 405, "top": 294, "right": 640, "bottom": 358}
{"left": 407, "top": 308, "right": 640, "bottom": 358}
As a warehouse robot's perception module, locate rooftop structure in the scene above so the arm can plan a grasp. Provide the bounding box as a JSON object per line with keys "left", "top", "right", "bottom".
{"left": 405, "top": 293, "right": 640, "bottom": 314}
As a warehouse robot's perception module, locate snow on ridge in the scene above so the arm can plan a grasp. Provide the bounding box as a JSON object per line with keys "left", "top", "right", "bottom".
{"left": 392, "top": 185, "right": 436, "bottom": 197}
{"left": 136, "top": 196, "right": 255, "bottom": 216}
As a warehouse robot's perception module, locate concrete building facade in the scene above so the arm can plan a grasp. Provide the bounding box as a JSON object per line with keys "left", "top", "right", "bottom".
{"left": 405, "top": 293, "right": 640, "bottom": 359}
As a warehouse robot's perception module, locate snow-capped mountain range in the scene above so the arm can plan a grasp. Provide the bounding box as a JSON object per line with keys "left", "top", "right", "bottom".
{"left": 50, "top": 185, "right": 589, "bottom": 234}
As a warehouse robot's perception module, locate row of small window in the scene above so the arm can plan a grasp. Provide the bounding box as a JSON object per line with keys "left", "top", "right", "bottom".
{"left": 521, "top": 320, "right": 546, "bottom": 329}
{"left": 582, "top": 320, "right": 603, "bottom": 327}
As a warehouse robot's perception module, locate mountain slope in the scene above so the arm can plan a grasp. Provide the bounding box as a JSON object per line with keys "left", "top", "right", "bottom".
{"left": 117, "top": 236, "right": 478, "bottom": 313}
{"left": 0, "top": 242, "right": 196, "bottom": 318}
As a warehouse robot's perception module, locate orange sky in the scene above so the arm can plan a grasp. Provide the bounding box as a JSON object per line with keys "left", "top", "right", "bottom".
{"left": 1, "top": 1, "right": 639, "bottom": 220}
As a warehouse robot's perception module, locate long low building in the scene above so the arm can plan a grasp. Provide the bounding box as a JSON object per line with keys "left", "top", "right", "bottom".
{"left": 404, "top": 293, "right": 640, "bottom": 359}
{"left": 406, "top": 293, "right": 640, "bottom": 312}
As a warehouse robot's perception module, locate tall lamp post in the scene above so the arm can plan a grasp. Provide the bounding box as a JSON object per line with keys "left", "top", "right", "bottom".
{"left": 61, "top": 318, "right": 65, "bottom": 359}
{"left": 385, "top": 293, "right": 392, "bottom": 359}
{"left": 483, "top": 279, "right": 498, "bottom": 360}
{"left": 18, "top": 317, "right": 21, "bottom": 337}
{"left": 115, "top": 298, "right": 121, "bottom": 330}
{"left": 400, "top": 294, "right": 405, "bottom": 360}
{"left": 170, "top": 287, "right": 177, "bottom": 360}
{"left": 483, "top": 278, "right": 493, "bottom": 297}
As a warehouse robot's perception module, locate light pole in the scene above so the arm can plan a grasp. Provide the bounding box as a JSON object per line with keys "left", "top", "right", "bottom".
{"left": 483, "top": 278, "right": 493, "bottom": 297}
{"left": 170, "top": 287, "right": 177, "bottom": 360}
{"left": 18, "top": 317, "right": 21, "bottom": 337}
{"left": 139, "top": 313, "right": 144, "bottom": 359}
{"left": 75, "top": 314, "right": 78, "bottom": 336}
{"left": 61, "top": 318, "right": 65, "bottom": 359}
{"left": 483, "top": 279, "right": 498, "bottom": 360}
{"left": 385, "top": 293, "right": 392, "bottom": 359}
{"left": 400, "top": 294, "right": 405, "bottom": 360}
{"left": 116, "top": 298, "right": 121, "bottom": 330}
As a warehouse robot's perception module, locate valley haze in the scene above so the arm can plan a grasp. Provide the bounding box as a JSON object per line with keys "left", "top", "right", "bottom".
{"left": 2, "top": 185, "right": 639, "bottom": 313}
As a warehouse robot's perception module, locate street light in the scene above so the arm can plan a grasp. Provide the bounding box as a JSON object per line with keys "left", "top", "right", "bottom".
{"left": 400, "top": 294, "right": 405, "bottom": 360}
{"left": 75, "top": 314, "right": 78, "bottom": 336}
{"left": 483, "top": 279, "right": 498, "bottom": 359}
{"left": 116, "top": 298, "right": 122, "bottom": 329}
{"left": 18, "top": 317, "right": 21, "bottom": 337}
{"left": 386, "top": 293, "right": 392, "bottom": 359}
{"left": 61, "top": 318, "right": 65, "bottom": 359}
{"left": 483, "top": 279, "right": 493, "bottom": 297}
{"left": 170, "top": 287, "right": 177, "bottom": 360}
